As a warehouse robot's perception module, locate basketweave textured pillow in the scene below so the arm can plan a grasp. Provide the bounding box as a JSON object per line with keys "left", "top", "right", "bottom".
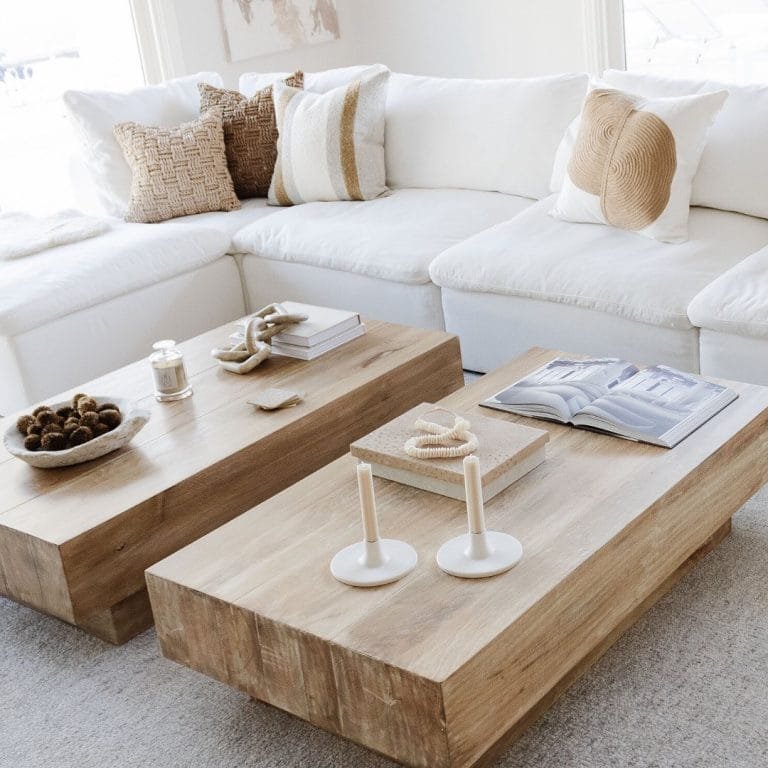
{"left": 198, "top": 72, "right": 303, "bottom": 199}
{"left": 63, "top": 72, "right": 223, "bottom": 217}
{"left": 550, "top": 87, "right": 727, "bottom": 243}
{"left": 113, "top": 110, "right": 240, "bottom": 223}
{"left": 269, "top": 67, "right": 389, "bottom": 206}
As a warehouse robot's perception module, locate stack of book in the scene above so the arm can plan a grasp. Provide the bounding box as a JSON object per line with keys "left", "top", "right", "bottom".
{"left": 350, "top": 403, "right": 549, "bottom": 501}
{"left": 235, "top": 302, "right": 365, "bottom": 361}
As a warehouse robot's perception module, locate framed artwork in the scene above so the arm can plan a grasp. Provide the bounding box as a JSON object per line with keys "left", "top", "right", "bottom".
{"left": 218, "top": 0, "right": 341, "bottom": 62}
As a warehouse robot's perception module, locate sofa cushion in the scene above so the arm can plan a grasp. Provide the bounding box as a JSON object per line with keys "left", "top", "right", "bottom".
{"left": 0, "top": 223, "right": 229, "bottom": 337}
{"left": 385, "top": 72, "right": 588, "bottom": 199}
{"left": 232, "top": 188, "right": 534, "bottom": 284}
{"left": 601, "top": 70, "right": 768, "bottom": 220}
{"left": 238, "top": 65, "right": 378, "bottom": 97}
{"left": 64, "top": 72, "right": 223, "bottom": 218}
{"left": 166, "top": 198, "right": 276, "bottom": 245}
{"left": 270, "top": 68, "right": 389, "bottom": 205}
{"left": 114, "top": 110, "right": 240, "bottom": 223}
{"left": 429, "top": 196, "right": 768, "bottom": 330}
{"left": 688, "top": 245, "right": 768, "bottom": 339}
{"left": 198, "top": 72, "right": 303, "bottom": 199}
{"left": 551, "top": 87, "right": 727, "bottom": 244}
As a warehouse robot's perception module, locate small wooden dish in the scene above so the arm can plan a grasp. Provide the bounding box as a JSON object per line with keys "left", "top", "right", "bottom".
{"left": 3, "top": 396, "right": 150, "bottom": 469}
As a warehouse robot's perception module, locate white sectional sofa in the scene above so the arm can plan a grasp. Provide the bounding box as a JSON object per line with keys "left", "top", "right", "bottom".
{"left": 2, "top": 66, "right": 768, "bottom": 414}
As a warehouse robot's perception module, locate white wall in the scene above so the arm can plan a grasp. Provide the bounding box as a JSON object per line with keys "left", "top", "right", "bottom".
{"left": 170, "top": 0, "right": 588, "bottom": 87}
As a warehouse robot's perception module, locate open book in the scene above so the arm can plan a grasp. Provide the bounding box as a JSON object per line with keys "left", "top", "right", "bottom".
{"left": 481, "top": 357, "right": 738, "bottom": 448}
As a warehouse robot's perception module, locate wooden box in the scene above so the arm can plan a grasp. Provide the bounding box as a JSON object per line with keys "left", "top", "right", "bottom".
{"left": 350, "top": 402, "right": 548, "bottom": 501}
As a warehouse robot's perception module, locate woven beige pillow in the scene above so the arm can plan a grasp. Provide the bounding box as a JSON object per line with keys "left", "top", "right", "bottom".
{"left": 199, "top": 72, "right": 303, "bottom": 199}
{"left": 113, "top": 110, "right": 240, "bottom": 223}
{"left": 551, "top": 87, "right": 727, "bottom": 243}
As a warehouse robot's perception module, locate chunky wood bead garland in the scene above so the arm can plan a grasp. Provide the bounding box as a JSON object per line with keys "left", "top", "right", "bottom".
{"left": 403, "top": 408, "right": 479, "bottom": 459}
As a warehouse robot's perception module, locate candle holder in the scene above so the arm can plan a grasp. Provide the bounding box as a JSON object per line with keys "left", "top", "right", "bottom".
{"left": 331, "top": 462, "right": 417, "bottom": 587}
{"left": 436, "top": 455, "right": 523, "bottom": 578}
{"left": 150, "top": 339, "right": 192, "bottom": 402}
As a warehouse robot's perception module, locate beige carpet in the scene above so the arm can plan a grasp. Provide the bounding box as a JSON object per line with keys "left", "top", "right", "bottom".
{"left": 2, "top": 488, "right": 767, "bottom": 768}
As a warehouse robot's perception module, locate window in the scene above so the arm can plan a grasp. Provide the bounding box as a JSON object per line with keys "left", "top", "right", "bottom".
{"left": 623, "top": 0, "right": 768, "bottom": 82}
{"left": 0, "top": 0, "right": 145, "bottom": 214}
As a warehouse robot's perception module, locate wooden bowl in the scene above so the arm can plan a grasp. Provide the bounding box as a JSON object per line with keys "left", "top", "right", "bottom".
{"left": 3, "top": 397, "right": 150, "bottom": 469}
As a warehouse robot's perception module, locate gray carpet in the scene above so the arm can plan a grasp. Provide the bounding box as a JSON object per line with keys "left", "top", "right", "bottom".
{"left": 2, "top": 489, "right": 767, "bottom": 768}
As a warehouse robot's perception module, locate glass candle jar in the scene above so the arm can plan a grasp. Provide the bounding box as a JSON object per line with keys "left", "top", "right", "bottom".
{"left": 150, "top": 339, "right": 192, "bottom": 402}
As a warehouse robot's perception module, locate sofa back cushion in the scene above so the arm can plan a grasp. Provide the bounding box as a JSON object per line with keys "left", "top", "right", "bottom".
{"left": 384, "top": 72, "right": 588, "bottom": 200}
{"left": 602, "top": 69, "right": 768, "bottom": 219}
{"left": 238, "top": 65, "right": 377, "bottom": 96}
{"left": 64, "top": 72, "right": 223, "bottom": 217}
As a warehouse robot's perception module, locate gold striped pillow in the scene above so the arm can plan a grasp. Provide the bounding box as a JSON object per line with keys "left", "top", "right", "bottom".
{"left": 269, "top": 67, "right": 389, "bottom": 206}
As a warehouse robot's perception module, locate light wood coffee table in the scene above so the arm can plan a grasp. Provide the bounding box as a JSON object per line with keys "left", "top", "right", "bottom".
{"left": 0, "top": 319, "right": 462, "bottom": 644}
{"left": 147, "top": 348, "right": 768, "bottom": 767}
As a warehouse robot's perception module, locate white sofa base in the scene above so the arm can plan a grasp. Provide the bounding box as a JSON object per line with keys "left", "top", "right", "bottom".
{"left": 441, "top": 288, "right": 700, "bottom": 373}
{"left": 1, "top": 258, "right": 244, "bottom": 412}
{"left": 699, "top": 330, "right": 768, "bottom": 385}
{"left": 240, "top": 255, "right": 445, "bottom": 330}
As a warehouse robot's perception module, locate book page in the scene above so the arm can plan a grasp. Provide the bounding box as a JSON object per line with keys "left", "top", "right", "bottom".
{"left": 573, "top": 365, "right": 736, "bottom": 446}
{"left": 483, "top": 358, "right": 639, "bottom": 422}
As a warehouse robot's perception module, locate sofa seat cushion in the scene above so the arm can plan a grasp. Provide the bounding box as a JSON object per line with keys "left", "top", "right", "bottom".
{"left": 688, "top": 246, "right": 768, "bottom": 339}
{"left": 166, "top": 198, "right": 276, "bottom": 245}
{"left": 429, "top": 196, "right": 768, "bottom": 330}
{"left": 231, "top": 188, "right": 534, "bottom": 284}
{"left": 0, "top": 224, "right": 229, "bottom": 337}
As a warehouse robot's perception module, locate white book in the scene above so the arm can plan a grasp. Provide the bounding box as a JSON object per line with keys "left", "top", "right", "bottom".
{"left": 270, "top": 302, "right": 360, "bottom": 347}
{"left": 271, "top": 323, "right": 366, "bottom": 360}
{"left": 481, "top": 357, "right": 738, "bottom": 448}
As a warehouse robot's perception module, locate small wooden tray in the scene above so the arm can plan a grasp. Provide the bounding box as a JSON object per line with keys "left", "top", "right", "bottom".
{"left": 350, "top": 402, "right": 548, "bottom": 501}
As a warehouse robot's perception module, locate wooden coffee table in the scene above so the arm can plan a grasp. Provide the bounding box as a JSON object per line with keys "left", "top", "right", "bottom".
{"left": 0, "top": 319, "right": 462, "bottom": 644}
{"left": 147, "top": 348, "right": 768, "bottom": 767}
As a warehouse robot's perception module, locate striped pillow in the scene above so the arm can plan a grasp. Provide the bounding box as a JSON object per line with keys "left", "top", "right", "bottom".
{"left": 269, "top": 67, "right": 389, "bottom": 206}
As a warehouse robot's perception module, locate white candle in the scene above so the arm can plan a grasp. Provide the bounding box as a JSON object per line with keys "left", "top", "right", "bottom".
{"left": 463, "top": 455, "right": 485, "bottom": 535}
{"left": 357, "top": 463, "right": 380, "bottom": 543}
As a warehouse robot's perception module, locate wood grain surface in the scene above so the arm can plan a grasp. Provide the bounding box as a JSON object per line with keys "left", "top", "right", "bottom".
{"left": 147, "top": 348, "right": 768, "bottom": 767}
{"left": 0, "top": 319, "right": 463, "bottom": 642}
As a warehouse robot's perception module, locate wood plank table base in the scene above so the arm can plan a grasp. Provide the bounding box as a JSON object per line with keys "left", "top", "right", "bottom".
{"left": 147, "top": 349, "right": 768, "bottom": 767}
{"left": 0, "top": 320, "right": 463, "bottom": 643}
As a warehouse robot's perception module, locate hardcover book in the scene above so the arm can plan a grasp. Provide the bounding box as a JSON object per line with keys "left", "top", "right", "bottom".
{"left": 481, "top": 357, "right": 738, "bottom": 448}
{"left": 272, "top": 301, "right": 360, "bottom": 347}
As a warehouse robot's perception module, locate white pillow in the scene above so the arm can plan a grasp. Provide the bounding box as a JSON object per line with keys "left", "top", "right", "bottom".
{"left": 63, "top": 72, "right": 223, "bottom": 217}
{"left": 238, "top": 65, "right": 379, "bottom": 97}
{"left": 551, "top": 86, "right": 727, "bottom": 244}
{"left": 602, "top": 69, "right": 768, "bottom": 220}
{"left": 269, "top": 68, "right": 389, "bottom": 205}
{"left": 384, "top": 72, "right": 588, "bottom": 200}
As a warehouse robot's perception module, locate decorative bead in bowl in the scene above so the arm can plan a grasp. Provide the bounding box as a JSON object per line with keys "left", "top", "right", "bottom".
{"left": 3, "top": 397, "right": 150, "bottom": 469}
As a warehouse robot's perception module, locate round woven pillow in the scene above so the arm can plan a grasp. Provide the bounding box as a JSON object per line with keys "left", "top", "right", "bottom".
{"left": 568, "top": 89, "right": 677, "bottom": 231}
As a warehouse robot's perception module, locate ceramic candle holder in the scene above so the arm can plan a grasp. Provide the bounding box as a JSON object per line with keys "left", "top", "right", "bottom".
{"left": 330, "top": 462, "right": 418, "bottom": 587}
{"left": 436, "top": 455, "right": 523, "bottom": 578}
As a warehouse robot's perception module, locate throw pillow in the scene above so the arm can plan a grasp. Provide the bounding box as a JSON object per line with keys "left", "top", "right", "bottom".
{"left": 550, "top": 87, "right": 727, "bottom": 243}
{"left": 198, "top": 72, "right": 303, "bottom": 199}
{"left": 113, "top": 109, "right": 240, "bottom": 224}
{"left": 269, "top": 67, "right": 389, "bottom": 206}
{"left": 63, "top": 72, "right": 223, "bottom": 217}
